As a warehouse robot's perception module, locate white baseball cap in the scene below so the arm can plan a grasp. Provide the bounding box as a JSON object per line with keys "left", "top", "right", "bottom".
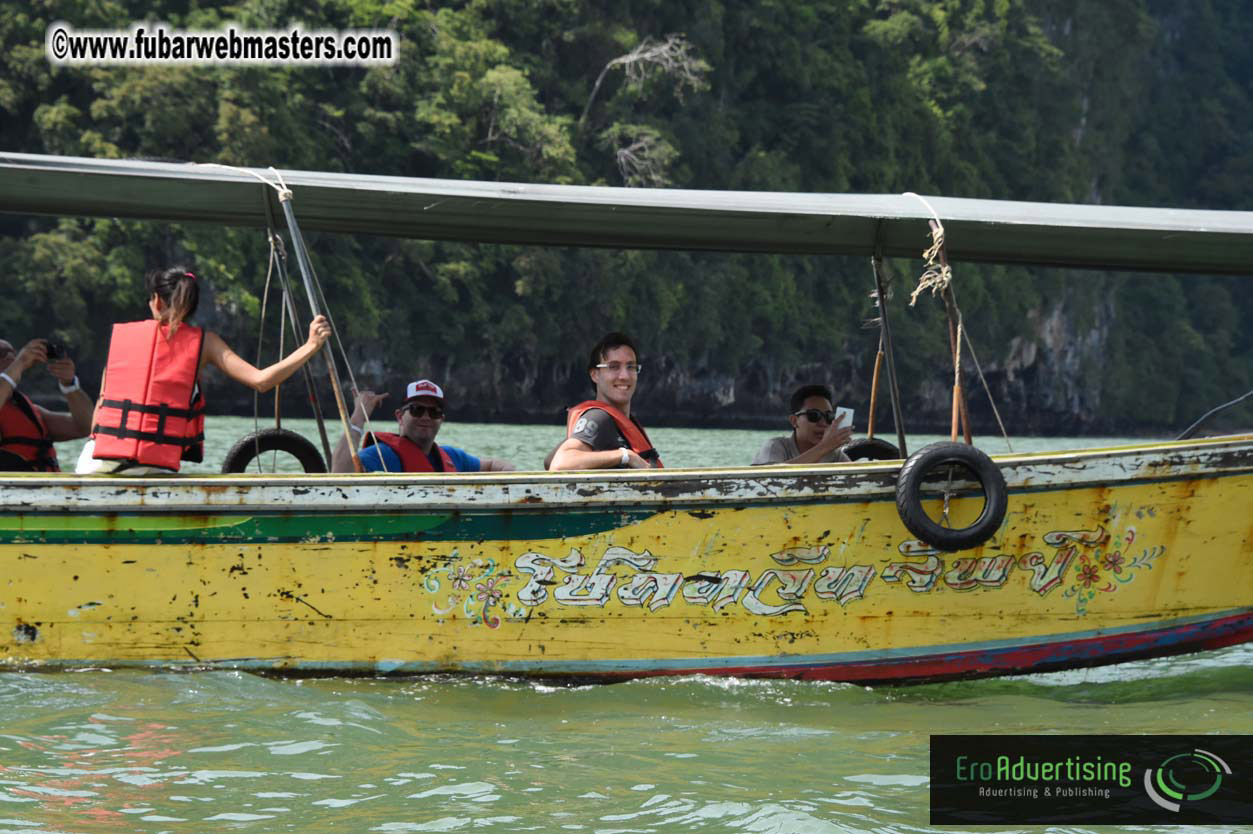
{"left": 404, "top": 379, "right": 445, "bottom": 404}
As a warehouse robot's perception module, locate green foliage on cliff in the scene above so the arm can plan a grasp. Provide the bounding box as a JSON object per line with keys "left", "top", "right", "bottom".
{"left": 1, "top": 0, "right": 1250, "bottom": 432}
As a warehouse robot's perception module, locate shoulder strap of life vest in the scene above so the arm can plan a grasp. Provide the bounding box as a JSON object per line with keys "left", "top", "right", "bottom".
{"left": 92, "top": 320, "right": 205, "bottom": 469}
{"left": 566, "top": 400, "right": 663, "bottom": 467}
{"left": 366, "top": 432, "right": 456, "bottom": 472}
{"left": 0, "top": 390, "right": 59, "bottom": 471}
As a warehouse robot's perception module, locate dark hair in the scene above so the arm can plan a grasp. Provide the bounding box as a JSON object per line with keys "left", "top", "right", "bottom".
{"left": 587, "top": 331, "right": 638, "bottom": 372}
{"left": 146, "top": 266, "right": 199, "bottom": 334}
{"left": 789, "top": 384, "right": 833, "bottom": 414}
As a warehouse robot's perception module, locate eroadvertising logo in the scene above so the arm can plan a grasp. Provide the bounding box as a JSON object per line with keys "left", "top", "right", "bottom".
{"left": 930, "top": 735, "right": 1253, "bottom": 825}
{"left": 1143, "top": 748, "right": 1231, "bottom": 812}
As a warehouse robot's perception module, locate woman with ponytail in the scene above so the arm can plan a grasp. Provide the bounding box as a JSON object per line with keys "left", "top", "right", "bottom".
{"left": 78, "top": 267, "right": 331, "bottom": 474}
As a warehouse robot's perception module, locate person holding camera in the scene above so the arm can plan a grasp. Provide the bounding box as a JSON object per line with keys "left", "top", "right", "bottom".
{"left": 0, "top": 337, "right": 94, "bottom": 471}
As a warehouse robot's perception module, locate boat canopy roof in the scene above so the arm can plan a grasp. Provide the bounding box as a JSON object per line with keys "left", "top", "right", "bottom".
{"left": 1, "top": 151, "right": 1251, "bottom": 274}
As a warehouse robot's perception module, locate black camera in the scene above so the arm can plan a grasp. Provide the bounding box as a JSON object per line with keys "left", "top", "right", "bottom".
{"left": 44, "top": 340, "right": 65, "bottom": 360}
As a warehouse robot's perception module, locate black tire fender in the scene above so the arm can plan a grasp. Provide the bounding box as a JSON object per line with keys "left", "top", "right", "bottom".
{"left": 843, "top": 437, "right": 901, "bottom": 461}
{"left": 895, "top": 442, "right": 1007, "bottom": 552}
{"left": 221, "top": 428, "right": 327, "bottom": 474}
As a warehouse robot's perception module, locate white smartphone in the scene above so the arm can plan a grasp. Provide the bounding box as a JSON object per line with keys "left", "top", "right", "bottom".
{"left": 835, "top": 406, "right": 854, "bottom": 428}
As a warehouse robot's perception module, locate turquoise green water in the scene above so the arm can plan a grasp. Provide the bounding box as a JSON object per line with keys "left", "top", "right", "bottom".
{"left": 1, "top": 649, "right": 1250, "bottom": 833}
{"left": 59, "top": 415, "right": 1156, "bottom": 473}
{"left": 10, "top": 419, "right": 1251, "bottom": 833}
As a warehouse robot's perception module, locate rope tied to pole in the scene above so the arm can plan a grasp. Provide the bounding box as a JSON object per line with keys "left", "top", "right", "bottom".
{"left": 903, "top": 192, "right": 953, "bottom": 306}
{"left": 902, "top": 191, "right": 1015, "bottom": 451}
{"left": 194, "top": 162, "right": 292, "bottom": 202}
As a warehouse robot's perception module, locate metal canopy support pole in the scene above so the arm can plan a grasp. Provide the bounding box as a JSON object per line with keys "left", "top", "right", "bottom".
{"left": 272, "top": 234, "right": 335, "bottom": 466}
{"left": 262, "top": 191, "right": 334, "bottom": 468}
{"left": 276, "top": 193, "right": 363, "bottom": 473}
{"left": 871, "top": 250, "right": 908, "bottom": 458}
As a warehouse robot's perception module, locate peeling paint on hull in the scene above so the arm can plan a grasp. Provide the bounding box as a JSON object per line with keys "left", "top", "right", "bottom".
{"left": 1, "top": 435, "right": 1250, "bottom": 683}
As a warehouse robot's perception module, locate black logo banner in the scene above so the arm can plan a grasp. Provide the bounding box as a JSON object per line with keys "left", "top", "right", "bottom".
{"left": 930, "top": 734, "right": 1253, "bottom": 825}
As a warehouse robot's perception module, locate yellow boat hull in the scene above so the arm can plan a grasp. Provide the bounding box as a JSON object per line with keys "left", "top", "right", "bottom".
{"left": 2, "top": 436, "right": 1250, "bottom": 681}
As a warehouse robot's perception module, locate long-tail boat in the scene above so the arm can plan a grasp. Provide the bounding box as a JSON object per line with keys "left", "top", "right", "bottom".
{"left": 0, "top": 152, "right": 1249, "bottom": 681}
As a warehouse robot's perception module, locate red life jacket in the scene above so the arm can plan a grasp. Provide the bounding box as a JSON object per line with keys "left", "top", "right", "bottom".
{"left": 365, "top": 432, "right": 456, "bottom": 472}
{"left": 0, "top": 390, "right": 59, "bottom": 472}
{"left": 92, "top": 320, "right": 206, "bottom": 471}
{"left": 566, "top": 400, "right": 663, "bottom": 467}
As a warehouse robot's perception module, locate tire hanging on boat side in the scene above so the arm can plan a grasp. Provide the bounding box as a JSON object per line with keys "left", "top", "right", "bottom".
{"left": 894, "top": 442, "right": 1007, "bottom": 552}
{"left": 221, "top": 428, "right": 327, "bottom": 474}
{"left": 842, "top": 437, "right": 901, "bottom": 461}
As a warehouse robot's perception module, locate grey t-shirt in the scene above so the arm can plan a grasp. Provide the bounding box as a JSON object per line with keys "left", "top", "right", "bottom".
{"left": 570, "top": 408, "right": 629, "bottom": 453}
{"left": 751, "top": 434, "right": 850, "bottom": 465}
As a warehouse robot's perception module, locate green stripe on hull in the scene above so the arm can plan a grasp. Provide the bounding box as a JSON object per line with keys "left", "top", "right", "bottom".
{"left": 0, "top": 508, "right": 658, "bottom": 544}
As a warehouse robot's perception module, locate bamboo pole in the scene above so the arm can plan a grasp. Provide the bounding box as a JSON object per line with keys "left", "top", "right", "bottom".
{"left": 867, "top": 332, "right": 884, "bottom": 440}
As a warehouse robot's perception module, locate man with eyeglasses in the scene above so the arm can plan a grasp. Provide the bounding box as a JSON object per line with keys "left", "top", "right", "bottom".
{"left": 751, "top": 383, "right": 852, "bottom": 465}
{"left": 548, "top": 332, "right": 663, "bottom": 471}
{"left": 330, "top": 379, "right": 516, "bottom": 473}
{"left": 0, "top": 337, "right": 94, "bottom": 471}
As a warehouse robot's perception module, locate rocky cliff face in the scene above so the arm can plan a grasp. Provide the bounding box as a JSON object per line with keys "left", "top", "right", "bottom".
{"left": 196, "top": 292, "right": 1144, "bottom": 437}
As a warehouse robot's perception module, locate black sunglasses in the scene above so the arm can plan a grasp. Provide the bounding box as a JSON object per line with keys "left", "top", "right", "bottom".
{"left": 403, "top": 403, "right": 445, "bottom": 419}
{"left": 794, "top": 408, "right": 835, "bottom": 424}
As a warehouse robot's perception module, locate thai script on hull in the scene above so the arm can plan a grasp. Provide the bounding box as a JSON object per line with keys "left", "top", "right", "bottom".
{"left": 422, "top": 525, "right": 1164, "bottom": 626}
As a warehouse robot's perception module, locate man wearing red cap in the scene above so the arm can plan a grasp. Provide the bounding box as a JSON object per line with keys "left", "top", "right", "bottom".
{"left": 331, "top": 379, "right": 515, "bottom": 473}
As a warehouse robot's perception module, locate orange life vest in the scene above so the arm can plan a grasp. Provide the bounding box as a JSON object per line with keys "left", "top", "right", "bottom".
{"left": 365, "top": 432, "right": 456, "bottom": 472}
{"left": 0, "top": 390, "right": 58, "bottom": 471}
{"left": 92, "top": 320, "right": 206, "bottom": 471}
{"left": 566, "top": 400, "right": 663, "bottom": 467}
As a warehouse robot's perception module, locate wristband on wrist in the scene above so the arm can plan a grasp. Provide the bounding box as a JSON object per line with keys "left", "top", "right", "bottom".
{"left": 348, "top": 423, "right": 363, "bottom": 434}
{"left": 0, "top": 371, "right": 15, "bottom": 390}
{"left": 620, "top": 447, "right": 630, "bottom": 467}
{"left": 58, "top": 375, "right": 81, "bottom": 394}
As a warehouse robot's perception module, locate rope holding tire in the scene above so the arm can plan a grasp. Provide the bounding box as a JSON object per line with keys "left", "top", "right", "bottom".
{"left": 843, "top": 437, "right": 901, "bottom": 461}
{"left": 895, "top": 442, "right": 1007, "bottom": 552}
{"left": 221, "top": 428, "right": 327, "bottom": 474}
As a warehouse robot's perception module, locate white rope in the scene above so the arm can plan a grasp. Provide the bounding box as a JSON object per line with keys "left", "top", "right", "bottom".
{"left": 902, "top": 191, "right": 943, "bottom": 226}
{"left": 268, "top": 166, "right": 293, "bottom": 202}
{"left": 193, "top": 162, "right": 289, "bottom": 198}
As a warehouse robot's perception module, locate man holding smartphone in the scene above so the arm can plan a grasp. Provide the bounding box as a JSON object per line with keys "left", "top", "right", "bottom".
{"left": 751, "top": 383, "right": 852, "bottom": 465}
